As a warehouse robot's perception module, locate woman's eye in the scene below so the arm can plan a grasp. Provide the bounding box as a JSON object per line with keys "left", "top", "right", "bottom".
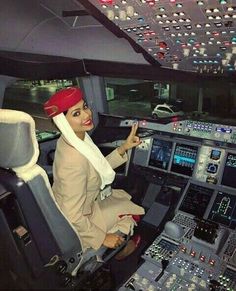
{"left": 73, "top": 111, "right": 80, "bottom": 117}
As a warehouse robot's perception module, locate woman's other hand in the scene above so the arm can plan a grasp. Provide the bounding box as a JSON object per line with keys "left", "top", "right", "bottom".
{"left": 102, "top": 233, "right": 124, "bottom": 248}
{"left": 118, "top": 123, "right": 141, "bottom": 156}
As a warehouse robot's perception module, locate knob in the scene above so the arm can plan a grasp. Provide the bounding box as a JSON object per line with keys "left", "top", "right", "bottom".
{"left": 165, "top": 282, "right": 171, "bottom": 288}
{"left": 192, "top": 276, "right": 198, "bottom": 283}
{"left": 141, "top": 278, "right": 148, "bottom": 285}
{"left": 133, "top": 273, "right": 140, "bottom": 280}
{"left": 55, "top": 260, "right": 67, "bottom": 274}
{"left": 199, "top": 280, "right": 207, "bottom": 288}
{"left": 147, "top": 285, "right": 155, "bottom": 291}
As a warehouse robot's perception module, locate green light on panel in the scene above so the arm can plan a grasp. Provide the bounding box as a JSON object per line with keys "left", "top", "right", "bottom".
{"left": 219, "top": 0, "right": 227, "bottom": 4}
{"left": 189, "top": 38, "right": 195, "bottom": 43}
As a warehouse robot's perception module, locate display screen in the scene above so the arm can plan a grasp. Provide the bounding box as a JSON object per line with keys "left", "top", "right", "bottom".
{"left": 149, "top": 138, "right": 172, "bottom": 170}
{"left": 210, "top": 149, "right": 221, "bottom": 160}
{"left": 208, "top": 191, "right": 236, "bottom": 229}
{"left": 221, "top": 153, "right": 236, "bottom": 188}
{"left": 99, "top": 146, "right": 126, "bottom": 175}
{"left": 179, "top": 184, "right": 214, "bottom": 218}
{"left": 170, "top": 143, "right": 198, "bottom": 176}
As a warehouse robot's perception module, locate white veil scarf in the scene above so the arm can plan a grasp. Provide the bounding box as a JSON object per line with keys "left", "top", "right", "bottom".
{"left": 53, "top": 113, "right": 115, "bottom": 189}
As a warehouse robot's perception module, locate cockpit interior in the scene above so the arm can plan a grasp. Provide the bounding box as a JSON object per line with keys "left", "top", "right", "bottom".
{"left": 0, "top": 1, "right": 236, "bottom": 290}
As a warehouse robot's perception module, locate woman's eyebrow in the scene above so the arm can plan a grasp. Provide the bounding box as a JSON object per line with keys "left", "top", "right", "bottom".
{"left": 71, "top": 101, "right": 86, "bottom": 114}
{"left": 71, "top": 107, "right": 82, "bottom": 113}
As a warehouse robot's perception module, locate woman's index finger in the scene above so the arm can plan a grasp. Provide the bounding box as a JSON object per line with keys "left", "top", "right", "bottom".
{"left": 131, "top": 122, "right": 138, "bottom": 135}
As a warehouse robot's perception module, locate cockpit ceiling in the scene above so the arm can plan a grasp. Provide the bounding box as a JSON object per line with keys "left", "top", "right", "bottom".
{"left": 83, "top": 0, "right": 236, "bottom": 76}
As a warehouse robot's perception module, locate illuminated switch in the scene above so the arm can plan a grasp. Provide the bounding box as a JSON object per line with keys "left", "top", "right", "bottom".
{"left": 99, "top": 0, "right": 113, "bottom": 4}
{"left": 209, "top": 259, "right": 215, "bottom": 266}
{"left": 119, "top": 10, "right": 127, "bottom": 21}
{"left": 173, "top": 63, "right": 179, "bottom": 69}
{"left": 159, "top": 41, "right": 168, "bottom": 49}
{"left": 148, "top": 1, "right": 155, "bottom": 7}
{"left": 107, "top": 10, "right": 115, "bottom": 20}
{"left": 140, "top": 120, "right": 147, "bottom": 126}
{"left": 200, "top": 255, "right": 205, "bottom": 262}
{"left": 126, "top": 6, "right": 134, "bottom": 17}
{"left": 157, "top": 52, "right": 165, "bottom": 59}
{"left": 181, "top": 246, "right": 187, "bottom": 253}
{"left": 190, "top": 250, "right": 196, "bottom": 257}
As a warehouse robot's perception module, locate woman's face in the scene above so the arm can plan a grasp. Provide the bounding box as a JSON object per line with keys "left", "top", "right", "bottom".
{"left": 65, "top": 99, "right": 94, "bottom": 139}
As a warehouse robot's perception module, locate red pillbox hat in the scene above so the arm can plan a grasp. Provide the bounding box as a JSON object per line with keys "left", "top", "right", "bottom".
{"left": 44, "top": 87, "right": 83, "bottom": 117}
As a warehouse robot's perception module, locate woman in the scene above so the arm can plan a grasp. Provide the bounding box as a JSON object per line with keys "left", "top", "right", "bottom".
{"left": 44, "top": 87, "right": 144, "bottom": 258}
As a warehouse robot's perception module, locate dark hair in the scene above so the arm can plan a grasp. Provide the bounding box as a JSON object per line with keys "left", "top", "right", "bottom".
{"left": 63, "top": 111, "right": 68, "bottom": 115}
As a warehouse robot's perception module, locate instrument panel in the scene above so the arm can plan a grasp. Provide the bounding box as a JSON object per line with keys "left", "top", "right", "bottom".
{"left": 133, "top": 133, "right": 236, "bottom": 193}
{"left": 97, "top": 115, "right": 236, "bottom": 227}
{"left": 97, "top": 115, "right": 236, "bottom": 291}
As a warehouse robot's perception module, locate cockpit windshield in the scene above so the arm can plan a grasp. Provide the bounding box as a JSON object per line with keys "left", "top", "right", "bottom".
{"left": 3, "top": 77, "right": 236, "bottom": 131}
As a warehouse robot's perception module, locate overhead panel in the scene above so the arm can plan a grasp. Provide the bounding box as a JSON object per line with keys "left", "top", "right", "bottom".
{"left": 85, "top": 0, "right": 236, "bottom": 75}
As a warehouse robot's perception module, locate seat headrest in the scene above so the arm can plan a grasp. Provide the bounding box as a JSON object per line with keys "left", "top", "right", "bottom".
{"left": 0, "top": 109, "right": 39, "bottom": 169}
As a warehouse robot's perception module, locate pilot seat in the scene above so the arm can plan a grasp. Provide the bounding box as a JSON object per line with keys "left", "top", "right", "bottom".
{"left": 0, "top": 109, "right": 125, "bottom": 289}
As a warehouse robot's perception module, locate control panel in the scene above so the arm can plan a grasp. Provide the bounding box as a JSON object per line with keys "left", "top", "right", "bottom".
{"left": 133, "top": 132, "right": 236, "bottom": 191}
{"left": 171, "top": 120, "right": 236, "bottom": 144}
{"left": 193, "top": 146, "right": 225, "bottom": 184}
{"left": 120, "top": 118, "right": 236, "bottom": 144}
{"left": 98, "top": 114, "right": 236, "bottom": 291}
{"left": 219, "top": 267, "right": 236, "bottom": 290}
{"left": 143, "top": 237, "right": 180, "bottom": 265}
{"left": 119, "top": 218, "right": 236, "bottom": 291}
{"left": 221, "top": 232, "right": 236, "bottom": 267}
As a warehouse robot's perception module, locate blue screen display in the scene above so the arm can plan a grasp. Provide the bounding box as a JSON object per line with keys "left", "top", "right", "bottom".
{"left": 171, "top": 143, "right": 198, "bottom": 176}
{"left": 149, "top": 138, "right": 172, "bottom": 170}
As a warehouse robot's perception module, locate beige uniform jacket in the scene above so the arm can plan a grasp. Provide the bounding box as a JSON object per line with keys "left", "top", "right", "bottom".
{"left": 52, "top": 137, "right": 144, "bottom": 250}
